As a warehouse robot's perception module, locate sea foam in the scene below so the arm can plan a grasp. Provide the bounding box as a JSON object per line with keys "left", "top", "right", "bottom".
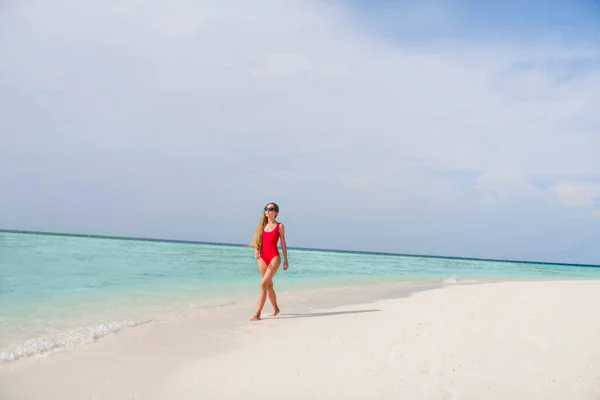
{"left": 0, "top": 319, "right": 149, "bottom": 363}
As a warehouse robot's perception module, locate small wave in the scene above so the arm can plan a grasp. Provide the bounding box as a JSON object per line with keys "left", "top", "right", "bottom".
{"left": 441, "top": 277, "right": 489, "bottom": 285}
{"left": 0, "top": 319, "right": 151, "bottom": 364}
{"left": 442, "top": 276, "right": 459, "bottom": 284}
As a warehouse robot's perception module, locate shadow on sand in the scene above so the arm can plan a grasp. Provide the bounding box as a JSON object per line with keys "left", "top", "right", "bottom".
{"left": 269, "top": 309, "right": 381, "bottom": 319}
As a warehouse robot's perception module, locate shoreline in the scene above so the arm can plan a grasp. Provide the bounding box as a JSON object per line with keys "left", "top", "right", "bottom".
{"left": 2, "top": 278, "right": 600, "bottom": 399}
{"left": 1, "top": 275, "right": 598, "bottom": 365}
{"left": 0, "top": 276, "right": 446, "bottom": 364}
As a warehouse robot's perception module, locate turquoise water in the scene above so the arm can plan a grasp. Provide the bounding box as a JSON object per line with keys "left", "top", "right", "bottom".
{"left": 1, "top": 230, "right": 599, "bottom": 363}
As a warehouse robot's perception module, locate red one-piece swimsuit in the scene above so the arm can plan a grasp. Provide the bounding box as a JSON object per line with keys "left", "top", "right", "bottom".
{"left": 260, "top": 223, "right": 280, "bottom": 266}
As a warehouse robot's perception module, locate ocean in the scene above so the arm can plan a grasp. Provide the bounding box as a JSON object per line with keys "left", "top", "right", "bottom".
{"left": 1, "top": 230, "right": 599, "bottom": 363}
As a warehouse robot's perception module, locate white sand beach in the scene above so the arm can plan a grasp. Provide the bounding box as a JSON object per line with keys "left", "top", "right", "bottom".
{"left": 2, "top": 280, "right": 600, "bottom": 400}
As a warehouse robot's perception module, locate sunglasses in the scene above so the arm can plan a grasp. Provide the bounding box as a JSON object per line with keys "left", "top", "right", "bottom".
{"left": 264, "top": 207, "right": 277, "bottom": 212}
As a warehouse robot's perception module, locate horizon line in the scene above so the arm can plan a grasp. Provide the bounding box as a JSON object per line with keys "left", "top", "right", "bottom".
{"left": 1, "top": 228, "right": 599, "bottom": 268}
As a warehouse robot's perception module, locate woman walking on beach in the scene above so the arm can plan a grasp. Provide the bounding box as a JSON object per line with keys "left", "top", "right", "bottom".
{"left": 249, "top": 202, "right": 289, "bottom": 321}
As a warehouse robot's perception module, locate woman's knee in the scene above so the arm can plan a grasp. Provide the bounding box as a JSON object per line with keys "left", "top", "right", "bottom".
{"left": 260, "top": 279, "right": 271, "bottom": 290}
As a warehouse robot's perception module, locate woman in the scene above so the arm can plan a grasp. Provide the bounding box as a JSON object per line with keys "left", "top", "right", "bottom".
{"left": 248, "top": 202, "right": 289, "bottom": 321}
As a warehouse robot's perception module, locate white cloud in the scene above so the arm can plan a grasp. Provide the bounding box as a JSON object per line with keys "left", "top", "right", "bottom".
{"left": 253, "top": 53, "right": 350, "bottom": 78}
{"left": 474, "top": 171, "right": 544, "bottom": 204}
{"left": 0, "top": 0, "right": 599, "bottom": 262}
{"left": 553, "top": 181, "right": 600, "bottom": 207}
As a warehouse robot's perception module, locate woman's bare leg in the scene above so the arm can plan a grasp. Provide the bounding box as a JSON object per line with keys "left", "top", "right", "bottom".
{"left": 267, "top": 280, "right": 280, "bottom": 317}
{"left": 250, "top": 257, "right": 281, "bottom": 321}
{"left": 256, "top": 257, "right": 280, "bottom": 315}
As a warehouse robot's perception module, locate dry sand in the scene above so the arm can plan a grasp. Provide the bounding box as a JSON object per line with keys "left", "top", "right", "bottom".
{"left": 2, "top": 280, "right": 600, "bottom": 399}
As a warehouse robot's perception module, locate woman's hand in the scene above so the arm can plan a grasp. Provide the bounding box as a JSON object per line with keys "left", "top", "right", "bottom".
{"left": 283, "top": 260, "right": 289, "bottom": 270}
{"left": 254, "top": 249, "right": 260, "bottom": 259}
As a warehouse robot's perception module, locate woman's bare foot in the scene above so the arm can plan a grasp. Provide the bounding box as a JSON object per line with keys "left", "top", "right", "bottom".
{"left": 270, "top": 307, "right": 280, "bottom": 317}
{"left": 249, "top": 314, "right": 261, "bottom": 321}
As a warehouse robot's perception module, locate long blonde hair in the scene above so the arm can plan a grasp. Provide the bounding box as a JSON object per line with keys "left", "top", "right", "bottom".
{"left": 249, "top": 202, "right": 279, "bottom": 250}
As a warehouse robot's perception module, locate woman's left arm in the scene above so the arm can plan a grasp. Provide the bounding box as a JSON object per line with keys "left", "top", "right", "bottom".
{"left": 280, "top": 224, "right": 289, "bottom": 270}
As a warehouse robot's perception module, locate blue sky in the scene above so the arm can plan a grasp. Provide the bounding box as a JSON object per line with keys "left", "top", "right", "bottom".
{"left": 350, "top": 0, "right": 600, "bottom": 39}
{"left": 1, "top": 0, "right": 599, "bottom": 264}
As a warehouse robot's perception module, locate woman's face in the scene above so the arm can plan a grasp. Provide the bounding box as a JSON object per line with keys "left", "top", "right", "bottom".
{"left": 264, "top": 203, "right": 278, "bottom": 217}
